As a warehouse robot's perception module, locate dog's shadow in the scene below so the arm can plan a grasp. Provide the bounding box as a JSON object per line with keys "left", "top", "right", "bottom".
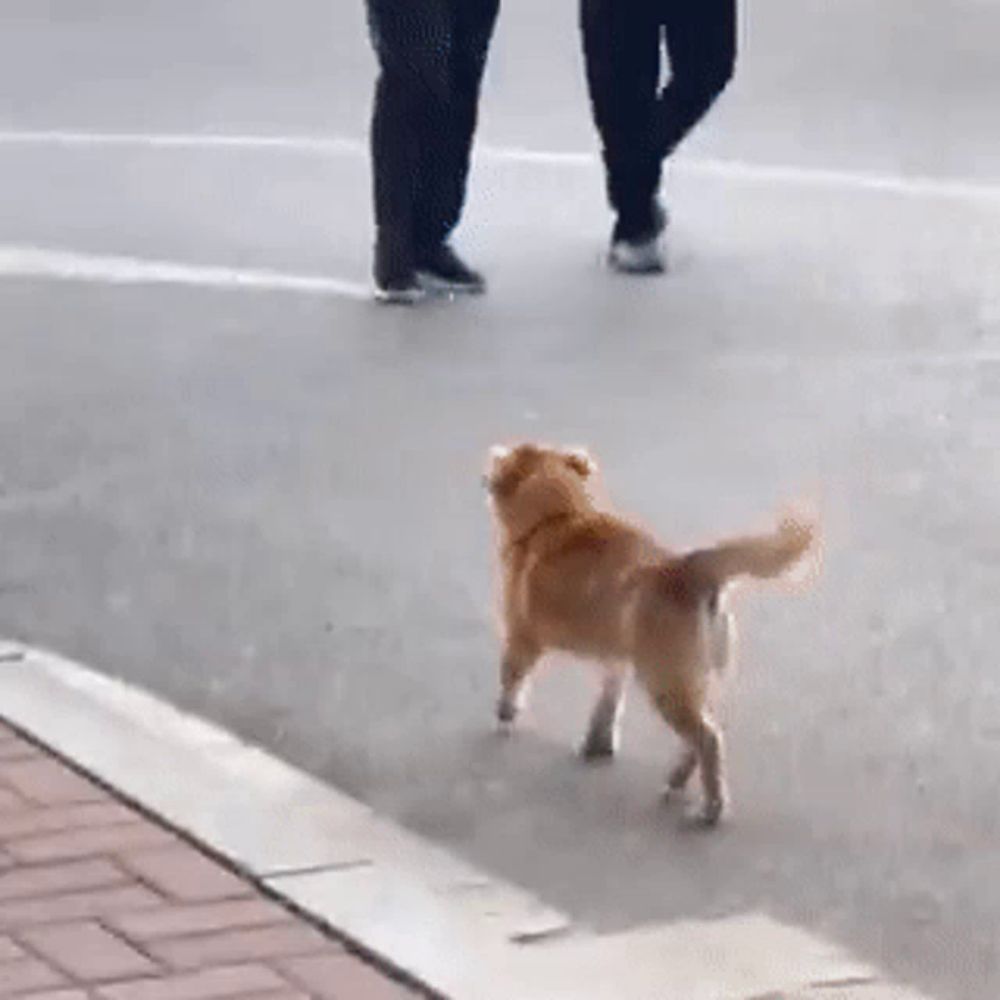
{"left": 364, "top": 714, "right": 855, "bottom": 948}
{"left": 392, "top": 722, "right": 737, "bottom": 872}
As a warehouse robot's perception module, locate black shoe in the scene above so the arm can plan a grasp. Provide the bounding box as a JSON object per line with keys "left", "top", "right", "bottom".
{"left": 415, "top": 244, "right": 486, "bottom": 295}
{"left": 373, "top": 238, "right": 427, "bottom": 305}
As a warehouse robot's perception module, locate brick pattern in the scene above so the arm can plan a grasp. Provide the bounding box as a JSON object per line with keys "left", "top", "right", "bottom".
{"left": 0, "top": 936, "right": 25, "bottom": 960}
{"left": 281, "top": 953, "right": 418, "bottom": 1000}
{"left": 0, "top": 741, "right": 40, "bottom": 763}
{"left": 22, "top": 920, "right": 158, "bottom": 980}
{"left": 0, "top": 786, "right": 24, "bottom": 812}
{"left": 0, "top": 725, "right": 423, "bottom": 999}
{"left": 118, "top": 846, "right": 253, "bottom": 903}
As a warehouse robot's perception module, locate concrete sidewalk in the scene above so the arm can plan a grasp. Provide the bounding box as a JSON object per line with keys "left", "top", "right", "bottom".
{"left": 0, "top": 642, "right": 938, "bottom": 1000}
{"left": 0, "top": 718, "right": 424, "bottom": 1000}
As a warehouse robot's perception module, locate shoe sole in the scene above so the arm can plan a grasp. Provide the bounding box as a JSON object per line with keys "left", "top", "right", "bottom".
{"left": 415, "top": 272, "right": 486, "bottom": 296}
{"left": 372, "top": 285, "right": 427, "bottom": 305}
{"left": 609, "top": 258, "right": 666, "bottom": 275}
{"left": 608, "top": 247, "right": 666, "bottom": 275}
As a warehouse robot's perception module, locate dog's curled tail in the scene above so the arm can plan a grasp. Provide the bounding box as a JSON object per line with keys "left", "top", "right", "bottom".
{"left": 675, "top": 517, "right": 816, "bottom": 594}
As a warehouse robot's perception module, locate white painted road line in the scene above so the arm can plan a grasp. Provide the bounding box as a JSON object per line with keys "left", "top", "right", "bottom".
{"left": 1, "top": 240, "right": 997, "bottom": 373}
{"left": 1, "top": 129, "right": 999, "bottom": 206}
{"left": 0, "top": 244, "right": 371, "bottom": 301}
{"left": 0, "top": 638, "right": 936, "bottom": 999}
{"left": 0, "top": 129, "right": 368, "bottom": 155}
{"left": 678, "top": 155, "right": 1000, "bottom": 205}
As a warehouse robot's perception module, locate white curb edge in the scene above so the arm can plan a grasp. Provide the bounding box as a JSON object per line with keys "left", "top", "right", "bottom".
{"left": 0, "top": 639, "right": 934, "bottom": 1000}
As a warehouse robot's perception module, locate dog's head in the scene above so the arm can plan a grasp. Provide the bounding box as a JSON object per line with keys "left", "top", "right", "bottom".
{"left": 483, "top": 442, "right": 597, "bottom": 539}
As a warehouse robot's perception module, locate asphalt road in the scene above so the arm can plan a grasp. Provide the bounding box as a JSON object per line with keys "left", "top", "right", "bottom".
{"left": 1, "top": 3, "right": 1000, "bottom": 999}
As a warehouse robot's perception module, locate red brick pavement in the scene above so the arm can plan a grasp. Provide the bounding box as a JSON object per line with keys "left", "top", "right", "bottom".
{"left": 0, "top": 720, "right": 424, "bottom": 999}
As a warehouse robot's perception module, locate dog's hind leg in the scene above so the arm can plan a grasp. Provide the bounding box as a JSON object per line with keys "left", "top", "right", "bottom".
{"left": 708, "top": 606, "right": 735, "bottom": 675}
{"left": 652, "top": 689, "right": 727, "bottom": 827}
{"left": 580, "top": 663, "right": 628, "bottom": 761}
{"left": 663, "top": 746, "right": 698, "bottom": 799}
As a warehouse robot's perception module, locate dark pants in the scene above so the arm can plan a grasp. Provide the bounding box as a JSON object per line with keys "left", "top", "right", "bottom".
{"left": 365, "top": 0, "right": 500, "bottom": 270}
{"left": 580, "top": 0, "right": 736, "bottom": 240}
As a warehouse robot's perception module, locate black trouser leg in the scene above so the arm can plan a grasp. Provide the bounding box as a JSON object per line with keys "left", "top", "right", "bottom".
{"left": 366, "top": 0, "right": 451, "bottom": 276}
{"left": 413, "top": 0, "right": 499, "bottom": 257}
{"left": 581, "top": 0, "right": 737, "bottom": 241}
{"left": 655, "top": 0, "right": 737, "bottom": 158}
{"left": 580, "top": 0, "right": 663, "bottom": 241}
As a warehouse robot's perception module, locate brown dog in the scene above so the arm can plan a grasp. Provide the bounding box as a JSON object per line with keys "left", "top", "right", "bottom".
{"left": 484, "top": 442, "right": 816, "bottom": 826}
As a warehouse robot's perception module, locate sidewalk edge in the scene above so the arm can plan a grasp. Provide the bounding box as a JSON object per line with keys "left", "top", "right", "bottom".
{"left": 0, "top": 638, "right": 571, "bottom": 999}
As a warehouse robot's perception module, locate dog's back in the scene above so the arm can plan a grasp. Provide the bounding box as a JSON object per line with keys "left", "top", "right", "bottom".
{"left": 505, "top": 512, "right": 665, "bottom": 659}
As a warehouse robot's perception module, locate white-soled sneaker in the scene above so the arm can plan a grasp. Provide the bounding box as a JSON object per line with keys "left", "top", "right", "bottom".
{"left": 373, "top": 234, "right": 428, "bottom": 305}
{"left": 608, "top": 201, "right": 669, "bottom": 275}
{"left": 373, "top": 277, "right": 427, "bottom": 305}
{"left": 608, "top": 236, "right": 666, "bottom": 274}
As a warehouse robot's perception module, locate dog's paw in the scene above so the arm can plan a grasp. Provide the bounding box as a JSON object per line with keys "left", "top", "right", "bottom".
{"left": 665, "top": 762, "right": 696, "bottom": 795}
{"left": 579, "top": 731, "right": 617, "bottom": 762}
{"left": 683, "top": 797, "right": 727, "bottom": 830}
{"left": 496, "top": 694, "right": 519, "bottom": 725}
{"left": 661, "top": 785, "right": 684, "bottom": 806}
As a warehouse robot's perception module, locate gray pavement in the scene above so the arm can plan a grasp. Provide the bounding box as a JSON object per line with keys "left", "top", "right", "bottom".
{"left": 1, "top": 3, "right": 999, "bottom": 1000}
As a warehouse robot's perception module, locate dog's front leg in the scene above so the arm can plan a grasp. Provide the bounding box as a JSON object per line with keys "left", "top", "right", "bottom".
{"left": 496, "top": 639, "right": 540, "bottom": 734}
{"left": 580, "top": 664, "right": 628, "bottom": 760}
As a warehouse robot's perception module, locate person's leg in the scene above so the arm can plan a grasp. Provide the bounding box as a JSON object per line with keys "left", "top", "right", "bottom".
{"left": 580, "top": 0, "right": 664, "bottom": 249}
{"left": 366, "top": 0, "right": 451, "bottom": 301}
{"left": 655, "top": 0, "right": 737, "bottom": 159}
{"left": 413, "top": 0, "right": 499, "bottom": 284}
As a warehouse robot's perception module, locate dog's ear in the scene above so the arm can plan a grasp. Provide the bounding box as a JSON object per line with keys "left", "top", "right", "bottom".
{"left": 484, "top": 445, "right": 516, "bottom": 492}
{"left": 564, "top": 447, "right": 596, "bottom": 478}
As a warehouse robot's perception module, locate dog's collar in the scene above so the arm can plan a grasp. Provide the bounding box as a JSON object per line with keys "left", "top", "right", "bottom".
{"left": 504, "top": 511, "right": 573, "bottom": 555}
